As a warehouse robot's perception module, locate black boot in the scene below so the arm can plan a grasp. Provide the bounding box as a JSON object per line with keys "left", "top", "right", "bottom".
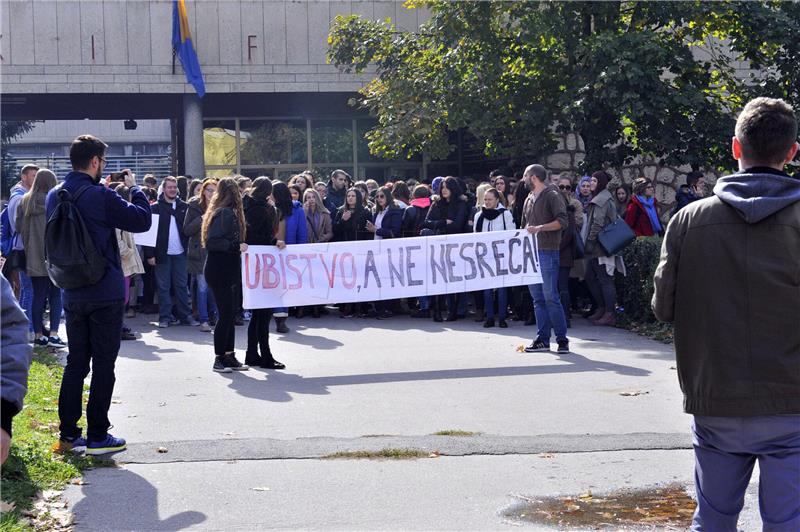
{"left": 245, "top": 351, "right": 263, "bottom": 367}
{"left": 433, "top": 311, "right": 443, "bottom": 323}
{"left": 260, "top": 354, "right": 286, "bottom": 370}
{"left": 275, "top": 317, "right": 289, "bottom": 333}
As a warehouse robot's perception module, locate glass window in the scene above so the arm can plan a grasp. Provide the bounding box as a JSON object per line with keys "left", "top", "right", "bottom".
{"left": 203, "top": 120, "right": 237, "bottom": 167}
{"left": 239, "top": 120, "right": 307, "bottom": 166}
{"left": 311, "top": 120, "right": 353, "bottom": 164}
{"left": 205, "top": 167, "right": 237, "bottom": 178}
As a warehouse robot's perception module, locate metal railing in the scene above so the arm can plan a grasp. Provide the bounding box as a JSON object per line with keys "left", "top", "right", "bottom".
{"left": 9, "top": 154, "right": 174, "bottom": 180}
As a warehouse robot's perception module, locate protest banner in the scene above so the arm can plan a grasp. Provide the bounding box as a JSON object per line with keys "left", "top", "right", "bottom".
{"left": 133, "top": 214, "right": 159, "bottom": 247}
{"left": 241, "top": 230, "right": 542, "bottom": 309}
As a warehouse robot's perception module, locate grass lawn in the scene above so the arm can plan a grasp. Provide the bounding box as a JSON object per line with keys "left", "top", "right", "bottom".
{"left": 1, "top": 348, "right": 110, "bottom": 530}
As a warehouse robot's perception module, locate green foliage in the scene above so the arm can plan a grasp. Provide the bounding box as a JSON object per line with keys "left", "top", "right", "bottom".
{"left": 1, "top": 121, "right": 39, "bottom": 198}
{"left": 1, "top": 349, "right": 107, "bottom": 528}
{"left": 328, "top": 1, "right": 799, "bottom": 172}
{"left": 617, "top": 236, "right": 662, "bottom": 324}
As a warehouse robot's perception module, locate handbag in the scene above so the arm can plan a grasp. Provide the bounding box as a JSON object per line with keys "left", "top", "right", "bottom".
{"left": 597, "top": 216, "right": 636, "bottom": 255}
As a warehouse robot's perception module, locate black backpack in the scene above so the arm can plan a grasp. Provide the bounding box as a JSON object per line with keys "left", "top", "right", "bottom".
{"left": 45, "top": 186, "right": 107, "bottom": 289}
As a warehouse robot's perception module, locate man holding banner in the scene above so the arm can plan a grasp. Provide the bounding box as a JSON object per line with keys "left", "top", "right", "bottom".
{"left": 521, "top": 164, "right": 570, "bottom": 355}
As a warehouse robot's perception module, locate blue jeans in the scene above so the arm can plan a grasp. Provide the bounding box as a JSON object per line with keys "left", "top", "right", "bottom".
{"left": 154, "top": 254, "right": 191, "bottom": 322}
{"left": 692, "top": 415, "right": 800, "bottom": 531}
{"left": 528, "top": 249, "right": 567, "bottom": 343}
{"left": 483, "top": 288, "right": 507, "bottom": 320}
{"left": 195, "top": 274, "right": 216, "bottom": 323}
{"left": 418, "top": 296, "right": 429, "bottom": 311}
{"left": 19, "top": 270, "right": 34, "bottom": 332}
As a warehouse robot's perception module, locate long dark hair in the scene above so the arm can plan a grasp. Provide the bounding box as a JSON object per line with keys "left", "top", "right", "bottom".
{"left": 592, "top": 170, "right": 611, "bottom": 197}
{"left": 248, "top": 176, "right": 273, "bottom": 201}
{"left": 441, "top": 176, "right": 462, "bottom": 203}
{"left": 512, "top": 180, "right": 529, "bottom": 227}
{"left": 272, "top": 181, "right": 294, "bottom": 220}
{"left": 374, "top": 186, "right": 397, "bottom": 213}
{"left": 344, "top": 187, "right": 365, "bottom": 213}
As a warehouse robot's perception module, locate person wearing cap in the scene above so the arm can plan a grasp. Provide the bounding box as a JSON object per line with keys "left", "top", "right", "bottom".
{"left": 625, "top": 178, "right": 663, "bottom": 237}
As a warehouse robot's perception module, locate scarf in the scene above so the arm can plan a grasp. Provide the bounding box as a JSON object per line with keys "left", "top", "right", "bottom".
{"left": 575, "top": 176, "right": 592, "bottom": 208}
{"left": 636, "top": 195, "right": 662, "bottom": 234}
{"left": 475, "top": 207, "right": 506, "bottom": 232}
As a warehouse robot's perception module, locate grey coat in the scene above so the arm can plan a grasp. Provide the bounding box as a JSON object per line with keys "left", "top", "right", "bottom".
{"left": 584, "top": 189, "right": 617, "bottom": 258}
{"left": 1, "top": 275, "right": 33, "bottom": 436}
{"left": 15, "top": 193, "right": 48, "bottom": 277}
{"left": 183, "top": 197, "right": 208, "bottom": 275}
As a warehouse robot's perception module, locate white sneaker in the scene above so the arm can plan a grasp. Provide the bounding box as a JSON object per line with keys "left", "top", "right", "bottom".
{"left": 199, "top": 322, "right": 212, "bottom": 332}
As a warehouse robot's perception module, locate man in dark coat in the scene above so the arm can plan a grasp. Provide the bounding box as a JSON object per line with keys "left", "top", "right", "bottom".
{"left": 653, "top": 97, "right": 800, "bottom": 530}
{"left": 144, "top": 175, "right": 196, "bottom": 328}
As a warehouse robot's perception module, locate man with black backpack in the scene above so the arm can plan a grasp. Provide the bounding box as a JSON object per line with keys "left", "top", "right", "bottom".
{"left": 46, "top": 135, "right": 151, "bottom": 456}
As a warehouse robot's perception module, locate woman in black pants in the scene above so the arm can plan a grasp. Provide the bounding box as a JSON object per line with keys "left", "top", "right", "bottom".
{"left": 242, "top": 177, "right": 285, "bottom": 369}
{"left": 202, "top": 178, "right": 249, "bottom": 373}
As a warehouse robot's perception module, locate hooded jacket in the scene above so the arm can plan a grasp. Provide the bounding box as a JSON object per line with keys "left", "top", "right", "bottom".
{"left": 15, "top": 192, "right": 48, "bottom": 277}
{"left": 45, "top": 172, "right": 151, "bottom": 303}
{"left": 1, "top": 274, "right": 32, "bottom": 437}
{"left": 653, "top": 167, "right": 800, "bottom": 417}
{"left": 401, "top": 197, "right": 431, "bottom": 237}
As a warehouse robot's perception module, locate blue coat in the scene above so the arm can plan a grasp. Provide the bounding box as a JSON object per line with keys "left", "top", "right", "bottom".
{"left": 372, "top": 207, "right": 403, "bottom": 239}
{"left": 284, "top": 201, "right": 308, "bottom": 245}
{"left": 45, "top": 172, "right": 152, "bottom": 303}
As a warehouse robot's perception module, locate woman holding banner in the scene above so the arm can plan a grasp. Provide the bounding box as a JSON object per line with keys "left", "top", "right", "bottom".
{"left": 271, "top": 181, "right": 308, "bottom": 333}
{"left": 366, "top": 186, "right": 404, "bottom": 319}
{"left": 301, "top": 188, "right": 333, "bottom": 319}
{"left": 242, "top": 178, "right": 284, "bottom": 369}
{"left": 423, "top": 177, "right": 469, "bottom": 322}
{"left": 333, "top": 188, "right": 371, "bottom": 317}
{"left": 202, "top": 178, "right": 249, "bottom": 373}
{"left": 474, "top": 187, "right": 516, "bottom": 328}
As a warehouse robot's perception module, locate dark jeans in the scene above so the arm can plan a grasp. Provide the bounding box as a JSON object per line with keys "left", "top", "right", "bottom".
{"left": 141, "top": 262, "right": 155, "bottom": 306}
{"left": 155, "top": 254, "right": 191, "bottom": 322}
{"left": 59, "top": 299, "right": 124, "bottom": 442}
{"left": 206, "top": 253, "right": 239, "bottom": 357}
{"left": 483, "top": 288, "right": 507, "bottom": 320}
{"left": 584, "top": 257, "right": 616, "bottom": 311}
{"left": 31, "top": 276, "right": 62, "bottom": 335}
{"left": 557, "top": 267, "right": 571, "bottom": 320}
{"left": 247, "top": 308, "right": 273, "bottom": 358}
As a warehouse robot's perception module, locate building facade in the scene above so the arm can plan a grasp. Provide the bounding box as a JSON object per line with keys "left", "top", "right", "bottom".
{"left": 1, "top": 0, "right": 443, "bottom": 182}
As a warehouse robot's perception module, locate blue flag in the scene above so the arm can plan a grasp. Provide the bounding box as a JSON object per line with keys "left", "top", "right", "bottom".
{"left": 172, "top": 0, "right": 205, "bottom": 97}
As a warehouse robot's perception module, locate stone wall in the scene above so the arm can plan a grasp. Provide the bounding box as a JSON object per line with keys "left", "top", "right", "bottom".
{"left": 545, "top": 132, "right": 720, "bottom": 217}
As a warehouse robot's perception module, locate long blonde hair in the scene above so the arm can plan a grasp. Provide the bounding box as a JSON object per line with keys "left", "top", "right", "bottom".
{"left": 201, "top": 177, "right": 246, "bottom": 247}
{"left": 21, "top": 169, "right": 57, "bottom": 217}
{"left": 474, "top": 182, "right": 492, "bottom": 208}
{"left": 303, "top": 188, "right": 329, "bottom": 216}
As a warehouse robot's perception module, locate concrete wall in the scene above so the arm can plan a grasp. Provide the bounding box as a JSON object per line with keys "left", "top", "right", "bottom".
{"left": 7, "top": 119, "right": 172, "bottom": 144}
{"left": 0, "top": 0, "right": 428, "bottom": 94}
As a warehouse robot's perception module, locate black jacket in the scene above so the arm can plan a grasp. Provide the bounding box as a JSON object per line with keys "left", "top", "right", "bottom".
{"left": 402, "top": 204, "right": 430, "bottom": 238}
{"left": 333, "top": 206, "right": 371, "bottom": 241}
{"left": 371, "top": 207, "right": 404, "bottom": 239}
{"left": 243, "top": 195, "right": 277, "bottom": 246}
{"left": 144, "top": 195, "right": 188, "bottom": 264}
{"left": 205, "top": 208, "right": 242, "bottom": 254}
{"left": 423, "top": 196, "right": 469, "bottom": 234}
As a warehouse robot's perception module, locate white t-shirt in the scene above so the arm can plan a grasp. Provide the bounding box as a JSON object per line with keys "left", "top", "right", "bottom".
{"left": 373, "top": 210, "right": 387, "bottom": 240}
{"left": 167, "top": 201, "right": 185, "bottom": 255}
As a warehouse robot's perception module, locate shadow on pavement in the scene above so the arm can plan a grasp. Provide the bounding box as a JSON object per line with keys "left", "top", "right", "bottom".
{"left": 220, "top": 349, "right": 650, "bottom": 402}
{"left": 71, "top": 467, "right": 206, "bottom": 531}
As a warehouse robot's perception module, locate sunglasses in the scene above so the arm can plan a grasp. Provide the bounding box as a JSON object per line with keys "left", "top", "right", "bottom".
{"left": 559, "top": 185, "right": 572, "bottom": 191}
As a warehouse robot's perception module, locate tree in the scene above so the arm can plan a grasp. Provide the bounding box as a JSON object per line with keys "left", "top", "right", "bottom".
{"left": 329, "top": 1, "right": 800, "bottom": 174}
{"left": 1, "top": 120, "right": 39, "bottom": 197}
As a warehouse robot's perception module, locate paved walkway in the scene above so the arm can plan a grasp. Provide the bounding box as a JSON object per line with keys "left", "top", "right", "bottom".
{"left": 63, "top": 314, "right": 762, "bottom": 530}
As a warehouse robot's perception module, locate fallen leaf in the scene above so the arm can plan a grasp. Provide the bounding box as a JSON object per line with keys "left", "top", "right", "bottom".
{"left": 428, "top": 451, "right": 440, "bottom": 458}
{"left": 538, "top": 453, "right": 554, "bottom": 458}
{"left": 69, "top": 478, "right": 87, "bottom": 485}
{"left": 0, "top": 500, "right": 16, "bottom": 513}
{"left": 669, "top": 366, "right": 677, "bottom": 370}
{"left": 158, "top": 402, "right": 167, "bottom": 407}
{"left": 251, "top": 487, "right": 271, "bottom": 491}
{"left": 516, "top": 344, "right": 525, "bottom": 353}
{"left": 111, "top": 399, "right": 122, "bottom": 404}
{"left": 619, "top": 390, "right": 649, "bottom": 397}
{"left": 579, "top": 491, "right": 592, "bottom": 499}
{"left": 157, "top": 446, "right": 168, "bottom": 453}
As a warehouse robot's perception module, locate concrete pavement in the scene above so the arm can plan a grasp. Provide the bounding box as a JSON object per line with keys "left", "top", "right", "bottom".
{"left": 62, "top": 313, "right": 763, "bottom": 530}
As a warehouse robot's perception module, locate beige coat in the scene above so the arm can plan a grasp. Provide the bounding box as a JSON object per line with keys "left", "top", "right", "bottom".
{"left": 16, "top": 192, "right": 48, "bottom": 277}
{"left": 117, "top": 229, "right": 145, "bottom": 278}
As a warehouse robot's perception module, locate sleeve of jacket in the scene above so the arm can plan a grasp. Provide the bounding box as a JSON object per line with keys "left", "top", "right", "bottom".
{"left": 1, "top": 275, "right": 33, "bottom": 437}
{"left": 442, "top": 201, "right": 468, "bottom": 234}
{"left": 573, "top": 200, "right": 584, "bottom": 230}
{"left": 422, "top": 201, "right": 443, "bottom": 230}
{"left": 183, "top": 204, "right": 202, "bottom": 238}
{"left": 205, "top": 209, "right": 240, "bottom": 253}
{"left": 624, "top": 202, "right": 637, "bottom": 229}
{"left": 586, "top": 203, "right": 606, "bottom": 243}
{"left": 294, "top": 207, "right": 309, "bottom": 245}
{"left": 550, "top": 190, "right": 568, "bottom": 230}
{"left": 116, "top": 228, "right": 134, "bottom": 262}
{"left": 332, "top": 210, "right": 346, "bottom": 240}
{"left": 319, "top": 213, "right": 333, "bottom": 243}
{"left": 652, "top": 214, "right": 685, "bottom": 323}
{"left": 504, "top": 209, "right": 516, "bottom": 230}
{"left": 106, "top": 186, "right": 152, "bottom": 234}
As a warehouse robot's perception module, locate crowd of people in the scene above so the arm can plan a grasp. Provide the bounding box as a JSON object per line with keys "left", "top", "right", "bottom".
{"left": 0, "top": 134, "right": 703, "bottom": 454}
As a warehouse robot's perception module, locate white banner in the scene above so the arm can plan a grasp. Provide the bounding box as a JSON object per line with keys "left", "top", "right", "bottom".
{"left": 133, "top": 214, "right": 159, "bottom": 247}
{"left": 241, "top": 230, "right": 542, "bottom": 309}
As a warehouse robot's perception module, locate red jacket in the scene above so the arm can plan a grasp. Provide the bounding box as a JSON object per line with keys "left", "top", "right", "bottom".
{"left": 625, "top": 196, "right": 660, "bottom": 236}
